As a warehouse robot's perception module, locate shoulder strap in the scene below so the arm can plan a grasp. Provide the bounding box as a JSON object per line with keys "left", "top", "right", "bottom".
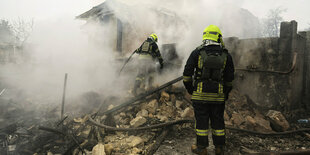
{"left": 221, "top": 51, "right": 228, "bottom": 69}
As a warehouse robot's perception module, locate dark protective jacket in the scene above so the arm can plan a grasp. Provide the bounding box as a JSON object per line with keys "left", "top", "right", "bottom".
{"left": 135, "top": 38, "right": 163, "bottom": 66}
{"left": 183, "top": 44, "right": 234, "bottom": 102}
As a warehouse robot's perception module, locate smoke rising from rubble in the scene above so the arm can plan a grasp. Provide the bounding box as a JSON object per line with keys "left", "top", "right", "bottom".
{"left": 0, "top": 0, "right": 280, "bottom": 111}
{"left": 114, "top": 0, "right": 262, "bottom": 79}
{"left": 100, "top": 0, "right": 263, "bottom": 81}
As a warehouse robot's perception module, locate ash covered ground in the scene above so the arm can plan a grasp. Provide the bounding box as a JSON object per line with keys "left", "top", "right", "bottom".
{"left": 1, "top": 83, "right": 310, "bottom": 155}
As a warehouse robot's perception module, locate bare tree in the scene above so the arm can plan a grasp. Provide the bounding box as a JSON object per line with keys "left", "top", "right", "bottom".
{"left": 261, "top": 7, "right": 287, "bottom": 37}
{"left": 11, "top": 18, "right": 34, "bottom": 47}
{"left": 0, "top": 19, "right": 15, "bottom": 44}
{"left": 305, "top": 23, "right": 310, "bottom": 31}
{"left": 0, "top": 18, "right": 34, "bottom": 63}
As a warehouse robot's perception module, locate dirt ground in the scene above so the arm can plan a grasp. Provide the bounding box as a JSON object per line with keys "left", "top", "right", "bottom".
{"left": 155, "top": 123, "right": 310, "bottom": 155}
{"left": 1, "top": 86, "right": 310, "bottom": 155}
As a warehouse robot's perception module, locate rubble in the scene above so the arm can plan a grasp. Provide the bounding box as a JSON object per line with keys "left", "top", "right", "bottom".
{"left": 180, "top": 107, "right": 194, "bottom": 118}
{"left": 126, "top": 136, "right": 143, "bottom": 147}
{"left": 266, "top": 110, "right": 290, "bottom": 131}
{"left": 92, "top": 143, "right": 106, "bottom": 155}
{"left": 130, "top": 116, "right": 147, "bottom": 128}
{"left": 141, "top": 99, "right": 158, "bottom": 115}
{"left": 159, "top": 91, "right": 170, "bottom": 103}
{"left": 231, "top": 113, "right": 245, "bottom": 126}
{"left": 175, "top": 100, "right": 185, "bottom": 109}
{"left": 1, "top": 83, "right": 310, "bottom": 155}
{"left": 104, "top": 144, "right": 113, "bottom": 155}
{"left": 136, "top": 109, "right": 148, "bottom": 118}
{"left": 253, "top": 115, "right": 273, "bottom": 132}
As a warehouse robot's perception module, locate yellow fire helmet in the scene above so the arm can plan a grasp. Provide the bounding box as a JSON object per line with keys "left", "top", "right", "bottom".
{"left": 150, "top": 33, "right": 158, "bottom": 42}
{"left": 202, "top": 25, "right": 223, "bottom": 42}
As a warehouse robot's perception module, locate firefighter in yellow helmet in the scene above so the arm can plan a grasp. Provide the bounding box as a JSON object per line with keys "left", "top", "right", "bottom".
{"left": 133, "top": 33, "right": 164, "bottom": 95}
{"left": 183, "top": 25, "right": 235, "bottom": 155}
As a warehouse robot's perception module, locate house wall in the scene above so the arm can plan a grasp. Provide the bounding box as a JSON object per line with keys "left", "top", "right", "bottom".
{"left": 299, "top": 31, "right": 310, "bottom": 109}
{"left": 121, "top": 22, "right": 152, "bottom": 55}
{"left": 225, "top": 21, "right": 309, "bottom": 111}
{"left": 84, "top": 14, "right": 118, "bottom": 53}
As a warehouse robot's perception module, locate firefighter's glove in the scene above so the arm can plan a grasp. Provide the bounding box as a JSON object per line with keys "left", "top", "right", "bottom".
{"left": 183, "top": 81, "right": 193, "bottom": 95}
{"left": 187, "top": 88, "right": 193, "bottom": 95}
{"left": 223, "top": 48, "right": 228, "bottom": 53}
{"left": 225, "top": 94, "right": 229, "bottom": 101}
{"left": 160, "top": 63, "right": 164, "bottom": 69}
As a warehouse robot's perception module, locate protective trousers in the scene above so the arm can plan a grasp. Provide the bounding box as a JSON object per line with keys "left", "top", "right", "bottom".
{"left": 192, "top": 101, "right": 225, "bottom": 147}
{"left": 134, "top": 58, "right": 155, "bottom": 92}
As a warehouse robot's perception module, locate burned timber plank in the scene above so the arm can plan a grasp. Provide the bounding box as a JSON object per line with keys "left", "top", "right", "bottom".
{"left": 144, "top": 127, "right": 171, "bottom": 155}
{"left": 101, "top": 76, "right": 183, "bottom": 116}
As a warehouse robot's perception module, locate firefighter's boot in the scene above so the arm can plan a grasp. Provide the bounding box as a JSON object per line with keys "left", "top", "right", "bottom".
{"left": 191, "top": 145, "right": 208, "bottom": 155}
{"left": 132, "top": 87, "right": 137, "bottom": 96}
{"left": 215, "top": 146, "right": 224, "bottom": 155}
{"left": 133, "top": 80, "right": 141, "bottom": 96}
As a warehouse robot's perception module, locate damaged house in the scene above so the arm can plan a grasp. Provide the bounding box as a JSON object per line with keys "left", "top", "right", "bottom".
{"left": 76, "top": 0, "right": 184, "bottom": 63}
{"left": 77, "top": 0, "right": 310, "bottom": 111}
{"left": 1, "top": 0, "right": 310, "bottom": 154}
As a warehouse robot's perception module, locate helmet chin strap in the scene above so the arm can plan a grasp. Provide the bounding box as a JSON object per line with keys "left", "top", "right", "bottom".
{"left": 203, "top": 40, "right": 221, "bottom": 46}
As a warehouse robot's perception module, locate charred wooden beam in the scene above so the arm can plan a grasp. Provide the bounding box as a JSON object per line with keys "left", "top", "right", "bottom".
{"left": 101, "top": 76, "right": 183, "bottom": 116}
{"left": 56, "top": 115, "right": 68, "bottom": 127}
{"left": 38, "top": 125, "right": 86, "bottom": 154}
{"left": 91, "top": 100, "right": 107, "bottom": 119}
{"left": 144, "top": 127, "right": 171, "bottom": 155}
{"left": 38, "top": 126, "right": 65, "bottom": 135}
{"left": 61, "top": 73, "right": 68, "bottom": 119}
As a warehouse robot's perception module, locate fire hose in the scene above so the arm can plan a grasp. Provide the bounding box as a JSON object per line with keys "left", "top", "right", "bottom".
{"left": 87, "top": 117, "right": 310, "bottom": 135}
{"left": 119, "top": 50, "right": 136, "bottom": 75}
{"left": 235, "top": 52, "right": 297, "bottom": 74}
{"left": 87, "top": 74, "right": 310, "bottom": 135}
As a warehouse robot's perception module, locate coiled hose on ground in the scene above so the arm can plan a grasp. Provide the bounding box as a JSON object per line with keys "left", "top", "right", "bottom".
{"left": 87, "top": 116, "right": 310, "bottom": 135}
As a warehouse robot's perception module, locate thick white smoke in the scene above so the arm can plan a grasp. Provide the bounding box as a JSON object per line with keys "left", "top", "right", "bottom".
{"left": 0, "top": 0, "right": 263, "bottom": 100}
{"left": 0, "top": 0, "right": 293, "bottom": 113}
{"left": 0, "top": 18, "right": 121, "bottom": 104}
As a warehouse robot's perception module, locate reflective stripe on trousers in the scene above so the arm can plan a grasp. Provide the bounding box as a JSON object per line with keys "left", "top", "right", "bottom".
{"left": 196, "top": 129, "right": 208, "bottom": 136}
{"left": 212, "top": 129, "right": 225, "bottom": 136}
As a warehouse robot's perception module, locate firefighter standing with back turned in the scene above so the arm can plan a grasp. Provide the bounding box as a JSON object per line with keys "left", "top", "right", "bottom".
{"left": 183, "top": 25, "right": 235, "bottom": 155}
{"left": 133, "top": 33, "right": 164, "bottom": 96}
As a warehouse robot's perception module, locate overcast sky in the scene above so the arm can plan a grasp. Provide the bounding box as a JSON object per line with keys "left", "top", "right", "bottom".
{"left": 241, "top": 0, "right": 309, "bottom": 30}
{"left": 0, "top": 0, "right": 309, "bottom": 30}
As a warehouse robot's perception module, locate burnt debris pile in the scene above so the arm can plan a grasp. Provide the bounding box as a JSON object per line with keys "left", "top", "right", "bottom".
{"left": 1, "top": 81, "right": 310, "bottom": 155}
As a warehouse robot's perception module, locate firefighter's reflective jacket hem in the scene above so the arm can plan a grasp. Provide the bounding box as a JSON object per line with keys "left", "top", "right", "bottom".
{"left": 192, "top": 91, "right": 225, "bottom": 101}
{"left": 138, "top": 54, "right": 153, "bottom": 59}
